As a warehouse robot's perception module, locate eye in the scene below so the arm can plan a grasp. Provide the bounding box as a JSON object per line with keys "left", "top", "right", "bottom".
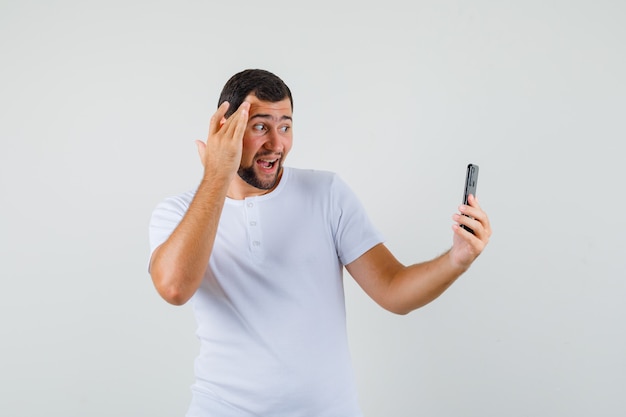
{"left": 253, "top": 123, "right": 266, "bottom": 131}
{"left": 279, "top": 125, "right": 291, "bottom": 133}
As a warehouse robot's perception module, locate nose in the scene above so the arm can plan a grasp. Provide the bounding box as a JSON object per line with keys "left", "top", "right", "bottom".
{"left": 264, "top": 129, "right": 283, "bottom": 153}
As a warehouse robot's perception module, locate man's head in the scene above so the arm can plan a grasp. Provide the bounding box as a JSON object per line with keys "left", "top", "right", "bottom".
{"left": 218, "top": 69, "right": 293, "bottom": 118}
{"left": 218, "top": 69, "right": 294, "bottom": 198}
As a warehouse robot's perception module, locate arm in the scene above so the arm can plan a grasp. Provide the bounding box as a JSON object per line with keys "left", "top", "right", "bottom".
{"left": 345, "top": 194, "right": 491, "bottom": 315}
{"left": 149, "top": 101, "right": 250, "bottom": 305}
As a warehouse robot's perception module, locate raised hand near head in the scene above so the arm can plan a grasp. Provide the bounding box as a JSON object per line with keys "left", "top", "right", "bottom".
{"left": 195, "top": 101, "right": 250, "bottom": 183}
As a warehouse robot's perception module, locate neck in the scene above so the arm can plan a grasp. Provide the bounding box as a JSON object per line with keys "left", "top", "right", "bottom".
{"left": 226, "top": 168, "right": 284, "bottom": 200}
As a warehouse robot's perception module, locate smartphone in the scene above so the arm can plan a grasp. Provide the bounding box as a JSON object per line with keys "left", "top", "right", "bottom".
{"left": 461, "top": 163, "right": 479, "bottom": 234}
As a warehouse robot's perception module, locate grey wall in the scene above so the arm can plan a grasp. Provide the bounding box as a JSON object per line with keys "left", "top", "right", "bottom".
{"left": 1, "top": 1, "right": 624, "bottom": 416}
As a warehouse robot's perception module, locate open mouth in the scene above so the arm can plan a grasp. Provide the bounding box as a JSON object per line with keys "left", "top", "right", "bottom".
{"left": 257, "top": 158, "right": 279, "bottom": 169}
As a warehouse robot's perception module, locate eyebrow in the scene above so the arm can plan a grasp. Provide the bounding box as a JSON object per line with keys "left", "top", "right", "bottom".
{"left": 250, "top": 113, "right": 293, "bottom": 122}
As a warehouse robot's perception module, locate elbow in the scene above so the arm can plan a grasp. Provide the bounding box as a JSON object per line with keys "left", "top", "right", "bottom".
{"left": 382, "top": 296, "right": 436, "bottom": 316}
{"left": 377, "top": 297, "right": 415, "bottom": 316}
{"left": 391, "top": 307, "right": 411, "bottom": 316}
{"left": 160, "top": 286, "right": 191, "bottom": 306}
{"left": 151, "top": 269, "right": 192, "bottom": 306}
{"left": 149, "top": 247, "right": 196, "bottom": 306}
{"left": 384, "top": 303, "right": 413, "bottom": 316}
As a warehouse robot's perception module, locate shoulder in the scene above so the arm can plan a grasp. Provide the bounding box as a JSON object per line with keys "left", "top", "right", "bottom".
{"left": 282, "top": 168, "right": 358, "bottom": 208}
{"left": 284, "top": 167, "right": 342, "bottom": 190}
{"left": 152, "top": 188, "right": 196, "bottom": 216}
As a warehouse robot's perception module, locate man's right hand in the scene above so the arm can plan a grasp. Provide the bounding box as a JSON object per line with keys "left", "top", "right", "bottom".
{"left": 195, "top": 100, "right": 250, "bottom": 182}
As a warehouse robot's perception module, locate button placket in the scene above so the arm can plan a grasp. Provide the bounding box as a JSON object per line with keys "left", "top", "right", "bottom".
{"left": 244, "top": 198, "right": 262, "bottom": 254}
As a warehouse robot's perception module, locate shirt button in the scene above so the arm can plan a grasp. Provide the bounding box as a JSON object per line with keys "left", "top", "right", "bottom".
{"left": 247, "top": 202, "right": 254, "bottom": 208}
{"left": 253, "top": 240, "right": 261, "bottom": 246}
{"left": 250, "top": 221, "right": 257, "bottom": 226}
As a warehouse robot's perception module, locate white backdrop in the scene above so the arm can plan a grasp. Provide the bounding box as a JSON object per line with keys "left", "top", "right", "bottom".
{"left": 1, "top": 1, "right": 624, "bottom": 416}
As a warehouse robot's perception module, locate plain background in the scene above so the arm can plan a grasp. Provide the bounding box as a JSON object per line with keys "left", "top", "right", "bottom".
{"left": 1, "top": 0, "right": 624, "bottom": 416}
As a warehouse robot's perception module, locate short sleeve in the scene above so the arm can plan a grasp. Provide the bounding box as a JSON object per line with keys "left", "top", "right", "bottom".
{"left": 329, "top": 174, "right": 385, "bottom": 266}
{"left": 148, "top": 191, "right": 194, "bottom": 265}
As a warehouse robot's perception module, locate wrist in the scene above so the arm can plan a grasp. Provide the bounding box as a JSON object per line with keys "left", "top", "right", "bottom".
{"left": 444, "top": 249, "right": 470, "bottom": 275}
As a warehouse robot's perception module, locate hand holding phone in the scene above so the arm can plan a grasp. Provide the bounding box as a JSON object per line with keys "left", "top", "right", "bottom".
{"left": 461, "top": 163, "right": 479, "bottom": 234}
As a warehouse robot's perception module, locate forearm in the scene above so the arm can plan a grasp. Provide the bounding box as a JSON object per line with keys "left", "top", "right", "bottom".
{"left": 348, "top": 196, "right": 490, "bottom": 315}
{"left": 150, "top": 177, "right": 229, "bottom": 305}
{"left": 386, "top": 250, "right": 467, "bottom": 314}
{"left": 348, "top": 244, "right": 468, "bottom": 315}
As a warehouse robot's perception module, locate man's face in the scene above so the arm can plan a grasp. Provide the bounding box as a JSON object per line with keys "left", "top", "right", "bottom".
{"left": 237, "top": 95, "right": 293, "bottom": 191}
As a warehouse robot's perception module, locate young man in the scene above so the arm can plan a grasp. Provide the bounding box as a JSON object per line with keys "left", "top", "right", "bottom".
{"left": 149, "top": 69, "right": 491, "bottom": 417}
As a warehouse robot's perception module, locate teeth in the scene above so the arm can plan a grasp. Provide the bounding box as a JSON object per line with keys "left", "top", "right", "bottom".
{"left": 258, "top": 159, "right": 276, "bottom": 168}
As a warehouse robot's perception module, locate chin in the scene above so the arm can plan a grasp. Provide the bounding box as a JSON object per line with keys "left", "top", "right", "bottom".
{"left": 238, "top": 165, "right": 282, "bottom": 190}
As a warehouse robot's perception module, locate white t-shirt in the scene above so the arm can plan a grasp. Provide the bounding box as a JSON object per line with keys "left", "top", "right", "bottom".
{"left": 149, "top": 167, "right": 384, "bottom": 416}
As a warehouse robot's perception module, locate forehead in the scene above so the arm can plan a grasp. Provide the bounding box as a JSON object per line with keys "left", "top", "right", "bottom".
{"left": 245, "top": 94, "right": 292, "bottom": 120}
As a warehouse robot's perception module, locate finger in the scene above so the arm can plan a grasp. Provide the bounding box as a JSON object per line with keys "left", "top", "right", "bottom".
{"left": 452, "top": 223, "right": 480, "bottom": 244}
{"left": 231, "top": 101, "right": 250, "bottom": 137}
{"left": 454, "top": 213, "right": 478, "bottom": 235}
{"left": 209, "top": 101, "right": 231, "bottom": 136}
{"left": 467, "top": 194, "right": 483, "bottom": 210}
{"left": 458, "top": 207, "right": 490, "bottom": 239}
{"left": 460, "top": 196, "right": 485, "bottom": 222}
{"left": 195, "top": 140, "right": 206, "bottom": 163}
{"left": 223, "top": 101, "right": 250, "bottom": 138}
{"left": 480, "top": 213, "right": 492, "bottom": 238}
{"left": 467, "top": 195, "right": 492, "bottom": 237}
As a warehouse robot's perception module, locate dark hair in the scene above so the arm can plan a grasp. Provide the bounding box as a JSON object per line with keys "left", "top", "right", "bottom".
{"left": 218, "top": 69, "right": 293, "bottom": 118}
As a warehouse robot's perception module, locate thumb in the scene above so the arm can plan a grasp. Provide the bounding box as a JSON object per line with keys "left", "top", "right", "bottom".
{"left": 195, "top": 140, "right": 206, "bottom": 166}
